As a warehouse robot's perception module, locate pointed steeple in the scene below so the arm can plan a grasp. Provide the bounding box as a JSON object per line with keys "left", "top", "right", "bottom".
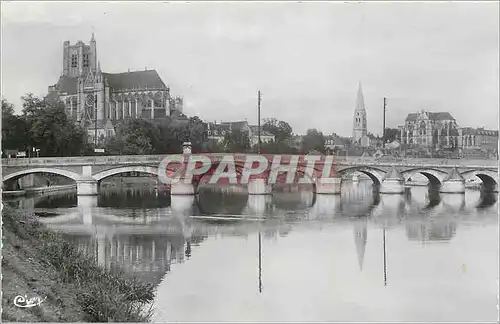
{"left": 356, "top": 82, "right": 365, "bottom": 112}
{"left": 352, "top": 82, "right": 368, "bottom": 142}
{"left": 91, "top": 31, "right": 95, "bottom": 42}
{"left": 354, "top": 219, "right": 367, "bottom": 270}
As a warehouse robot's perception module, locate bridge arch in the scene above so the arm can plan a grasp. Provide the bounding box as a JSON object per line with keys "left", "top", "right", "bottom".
{"left": 92, "top": 165, "right": 159, "bottom": 182}
{"left": 267, "top": 164, "right": 318, "bottom": 185}
{"left": 2, "top": 168, "right": 81, "bottom": 183}
{"left": 336, "top": 167, "right": 386, "bottom": 186}
{"left": 401, "top": 168, "right": 448, "bottom": 187}
{"left": 460, "top": 169, "right": 498, "bottom": 192}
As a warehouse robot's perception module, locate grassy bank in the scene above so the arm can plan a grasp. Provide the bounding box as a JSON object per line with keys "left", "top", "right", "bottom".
{"left": 2, "top": 206, "right": 156, "bottom": 322}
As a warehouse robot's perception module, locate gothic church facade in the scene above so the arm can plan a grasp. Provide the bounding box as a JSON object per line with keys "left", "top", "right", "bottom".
{"left": 47, "top": 34, "right": 184, "bottom": 144}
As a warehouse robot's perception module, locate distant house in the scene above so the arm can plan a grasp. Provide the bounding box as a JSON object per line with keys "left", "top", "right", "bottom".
{"left": 324, "top": 134, "right": 346, "bottom": 153}
{"left": 248, "top": 125, "right": 275, "bottom": 146}
{"left": 286, "top": 134, "right": 303, "bottom": 150}
{"left": 207, "top": 122, "right": 230, "bottom": 143}
{"left": 207, "top": 121, "right": 275, "bottom": 147}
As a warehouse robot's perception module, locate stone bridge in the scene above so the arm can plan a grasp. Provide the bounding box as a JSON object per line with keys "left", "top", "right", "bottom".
{"left": 1, "top": 154, "right": 498, "bottom": 195}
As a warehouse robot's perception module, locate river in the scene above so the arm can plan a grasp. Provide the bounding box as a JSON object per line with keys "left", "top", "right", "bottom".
{"left": 3, "top": 181, "right": 498, "bottom": 322}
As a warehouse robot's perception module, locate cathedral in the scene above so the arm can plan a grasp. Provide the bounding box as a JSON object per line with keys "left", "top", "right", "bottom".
{"left": 46, "top": 33, "right": 184, "bottom": 144}
{"left": 398, "top": 111, "right": 461, "bottom": 149}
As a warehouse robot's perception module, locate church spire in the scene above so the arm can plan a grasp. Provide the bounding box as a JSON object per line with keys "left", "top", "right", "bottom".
{"left": 356, "top": 82, "right": 365, "bottom": 111}
{"left": 352, "top": 82, "right": 368, "bottom": 143}
{"left": 354, "top": 219, "right": 367, "bottom": 271}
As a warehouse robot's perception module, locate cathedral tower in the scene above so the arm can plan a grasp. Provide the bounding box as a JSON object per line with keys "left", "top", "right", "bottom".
{"left": 352, "top": 83, "right": 367, "bottom": 143}
{"left": 62, "top": 34, "right": 97, "bottom": 77}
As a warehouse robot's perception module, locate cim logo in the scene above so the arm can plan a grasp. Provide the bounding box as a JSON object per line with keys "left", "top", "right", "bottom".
{"left": 158, "top": 154, "right": 336, "bottom": 185}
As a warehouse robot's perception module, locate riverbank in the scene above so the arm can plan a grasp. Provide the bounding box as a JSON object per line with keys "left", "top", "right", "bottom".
{"left": 1, "top": 206, "right": 156, "bottom": 322}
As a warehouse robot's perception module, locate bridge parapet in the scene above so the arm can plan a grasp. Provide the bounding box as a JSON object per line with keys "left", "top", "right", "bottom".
{"left": 2, "top": 155, "right": 498, "bottom": 168}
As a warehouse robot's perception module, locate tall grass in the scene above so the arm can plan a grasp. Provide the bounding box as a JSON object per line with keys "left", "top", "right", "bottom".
{"left": 2, "top": 206, "right": 156, "bottom": 322}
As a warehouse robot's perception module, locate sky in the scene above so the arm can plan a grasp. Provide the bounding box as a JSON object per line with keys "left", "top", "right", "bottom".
{"left": 1, "top": 1, "right": 498, "bottom": 136}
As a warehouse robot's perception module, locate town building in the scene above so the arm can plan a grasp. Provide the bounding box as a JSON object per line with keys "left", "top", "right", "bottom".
{"left": 206, "top": 121, "right": 275, "bottom": 146}
{"left": 460, "top": 127, "right": 498, "bottom": 150}
{"left": 352, "top": 83, "right": 368, "bottom": 144}
{"left": 285, "top": 134, "right": 303, "bottom": 150}
{"left": 46, "top": 33, "right": 183, "bottom": 145}
{"left": 459, "top": 127, "right": 498, "bottom": 158}
{"left": 324, "top": 133, "right": 347, "bottom": 154}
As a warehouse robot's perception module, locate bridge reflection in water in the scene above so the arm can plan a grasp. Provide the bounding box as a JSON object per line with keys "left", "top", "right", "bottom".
{"left": 4, "top": 182, "right": 497, "bottom": 296}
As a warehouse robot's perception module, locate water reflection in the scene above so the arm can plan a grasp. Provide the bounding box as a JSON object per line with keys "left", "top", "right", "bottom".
{"left": 6, "top": 180, "right": 497, "bottom": 322}
{"left": 98, "top": 187, "right": 170, "bottom": 208}
{"left": 353, "top": 217, "right": 367, "bottom": 270}
{"left": 308, "top": 194, "right": 341, "bottom": 219}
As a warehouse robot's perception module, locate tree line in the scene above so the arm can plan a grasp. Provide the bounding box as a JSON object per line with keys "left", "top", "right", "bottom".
{"left": 2, "top": 94, "right": 335, "bottom": 157}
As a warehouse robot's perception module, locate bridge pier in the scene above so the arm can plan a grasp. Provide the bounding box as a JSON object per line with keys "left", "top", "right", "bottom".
{"left": 247, "top": 178, "right": 272, "bottom": 195}
{"left": 315, "top": 177, "right": 342, "bottom": 194}
{"left": 170, "top": 195, "right": 195, "bottom": 215}
{"left": 379, "top": 167, "right": 405, "bottom": 194}
{"left": 440, "top": 168, "right": 465, "bottom": 194}
{"left": 77, "top": 180, "right": 99, "bottom": 196}
{"left": 171, "top": 180, "right": 196, "bottom": 195}
{"left": 247, "top": 195, "right": 271, "bottom": 216}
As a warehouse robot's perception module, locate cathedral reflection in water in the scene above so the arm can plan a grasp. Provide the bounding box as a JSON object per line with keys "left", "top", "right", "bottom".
{"left": 4, "top": 180, "right": 496, "bottom": 286}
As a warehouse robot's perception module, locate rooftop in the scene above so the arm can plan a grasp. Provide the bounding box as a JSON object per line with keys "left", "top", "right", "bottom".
{"left": 50, "top": 70, "right": 167, "bottom": 95}
{"left": 103, "top": 70, "right": 167, "bottom": 91}
{"left": 405, "top": 112, "right": 455, "bottom": 122}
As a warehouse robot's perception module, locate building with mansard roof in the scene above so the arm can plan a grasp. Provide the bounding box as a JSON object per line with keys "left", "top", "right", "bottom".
{"left": 46, "top": 33, "right": 184, "bottom": 145}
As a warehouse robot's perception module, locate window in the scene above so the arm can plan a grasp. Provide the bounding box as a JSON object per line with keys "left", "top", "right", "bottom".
{"left": 71, "top": 54, "right": 78, "bottom": 68}
{"left": 83, "top": 54, "right": 89, "bottom": 68}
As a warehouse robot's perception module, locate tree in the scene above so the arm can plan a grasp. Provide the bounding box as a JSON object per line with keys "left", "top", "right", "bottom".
{"left": 112, "top": 119, "right": 161, "bottom": 155}
{"left": 203, "top": 139, "right": 225, "bottom": 153}
{"left": 21, "top": 95, "right": 86, "bottom": 156}
{"left": 384, "top": 128, "right": 400, "bottom": 143}
{"left": 181, "top": 117, "right": 207, "bottom": 153}
{"left": 2, "top": 99, "right": 29, "bottom": 151}
{"left": 262, "top": 118, "right": 293, "bottom": 143}
{"left": 224, "top": 129, "right": 250, "bottom": 153}
{"left": 301, "top": 128, "right": 325, "bottom": 153}
{"left": 155, "top": 118, "right": 183, "bottom": 153}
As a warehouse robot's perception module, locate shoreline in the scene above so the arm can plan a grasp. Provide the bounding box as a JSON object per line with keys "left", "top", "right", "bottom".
{"left": 1, "top": 206, "right": 156, "bottom": 322}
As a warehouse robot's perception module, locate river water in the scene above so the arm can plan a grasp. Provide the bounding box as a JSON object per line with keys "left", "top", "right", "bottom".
{"left": 4, "top": 181, "right": 498, "bottom": 322}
